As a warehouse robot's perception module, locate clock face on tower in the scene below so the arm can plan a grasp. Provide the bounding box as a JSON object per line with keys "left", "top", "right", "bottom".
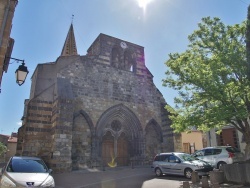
{"left": 120, "top": 41, "right": 127, "bottom": 49}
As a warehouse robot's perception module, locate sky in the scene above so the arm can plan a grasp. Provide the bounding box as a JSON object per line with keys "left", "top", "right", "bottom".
{"left": 0, "top": 0, "right": 249, "bottom": 135}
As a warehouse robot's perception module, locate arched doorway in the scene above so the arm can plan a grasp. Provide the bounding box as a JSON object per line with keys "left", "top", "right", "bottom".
{"left": 145, "top": 119, "right": 163, "bottom": 161}
{"left": 101, "top": 120, "right": 130, "bottom": 166}
{"left": 97, "top": 104, "right": 143, "bottom": 166}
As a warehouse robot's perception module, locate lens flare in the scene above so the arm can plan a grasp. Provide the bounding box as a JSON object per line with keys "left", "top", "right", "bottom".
{"left": 137, "top": 0, "right": 153, "bottom": 12}
{"left": 108, "top": 153, "right": 117, "bottom": 168}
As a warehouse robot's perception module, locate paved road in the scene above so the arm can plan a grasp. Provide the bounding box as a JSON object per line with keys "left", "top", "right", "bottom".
{"left": 53, "top": 166, "right": 249, "bottom": 188}
{"left": 53, "top": 166, "right": 186, "bottom": 188}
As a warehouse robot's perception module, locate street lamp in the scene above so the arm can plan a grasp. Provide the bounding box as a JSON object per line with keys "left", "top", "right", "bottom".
{"left": 6, "top": 57, "right": 29, "bottom": 86}
{"left": 15, "top": 61, "right": 29, "bottom": 86}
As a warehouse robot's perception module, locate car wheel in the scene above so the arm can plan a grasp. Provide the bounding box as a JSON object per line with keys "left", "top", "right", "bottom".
{"left": 217, "top": 161, "right": 226, "bottom": 169}
{"left": 155, "top": 168, "right": 162, "bottom": 177}
{"left": 184, "top": 168, "right": 193, "bottom": 179}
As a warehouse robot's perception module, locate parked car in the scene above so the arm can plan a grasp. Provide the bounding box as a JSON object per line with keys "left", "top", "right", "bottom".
{"left": 0, "top": 156, "right": 55, "bottom": 188}
{"left": 192, "top": 146, "right": 244, "bottom": 169}
{"left": 151, "top": 152, "right": 213, "bottom": 179}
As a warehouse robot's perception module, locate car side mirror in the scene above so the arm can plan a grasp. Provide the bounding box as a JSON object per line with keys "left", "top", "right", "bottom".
{"left": 175, "top": 159, "right": 181, "bottom": 163}
{"left": 48, "top": 169, "right": 53, "bottom": 174}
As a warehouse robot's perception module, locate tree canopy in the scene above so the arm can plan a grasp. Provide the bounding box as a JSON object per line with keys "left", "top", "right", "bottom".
{"left": 163, "top": 17, "right": 250, "bottom": 136}
{"left": 0, "top": 142, "right": 7, "bottom": 156}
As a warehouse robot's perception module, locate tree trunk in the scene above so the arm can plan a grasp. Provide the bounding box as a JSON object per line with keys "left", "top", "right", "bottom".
{"left": 245, "top": 143, "right": 250, "bottom": 161}
{"left": 243, "top": 131, "right": 250, "bottom": 161}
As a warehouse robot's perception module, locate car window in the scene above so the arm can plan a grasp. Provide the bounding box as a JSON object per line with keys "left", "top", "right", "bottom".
{"left": 154, "top": 155, "right": 161, "bottom": 161}
{"left": 194, "top": 150, "right": 204, "bottom": 156}
{"left": 176, "top": 153, "right": 196, "bottom": 161}
{"left": 7, "top": 158, "right": 48, "bottom": 173}
{"left": 169, "top": 155, "right": 176, "bottom": 163}
{"left": 213, "top": 149, "right": 222, "bottom": 155}
{"left": 161, "top": 155, "right": 168, "bottom": 162}
{"left": 204, "top": 149, "right": 213, "bottom": 156}
{"left": 226, "top": 147, "right": 241, "bottom": 153}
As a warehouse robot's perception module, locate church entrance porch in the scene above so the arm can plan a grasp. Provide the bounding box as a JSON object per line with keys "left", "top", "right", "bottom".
{"left": 97, "top": 104, "right": 144, "bottom": 167}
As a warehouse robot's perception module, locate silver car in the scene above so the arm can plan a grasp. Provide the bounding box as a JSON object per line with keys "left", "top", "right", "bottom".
{"left": 192, "top": 146, "right": 244, "bottom": 169}
{"left": 0, "top": 156, "right": 55, "bottom": 188}
{"left": 152, "top": 152, "right": 213, "bottom": 179}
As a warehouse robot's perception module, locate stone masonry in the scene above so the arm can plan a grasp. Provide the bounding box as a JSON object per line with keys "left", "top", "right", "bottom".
{"left": 17, "top": 30, "right": 174, "bottom": 173}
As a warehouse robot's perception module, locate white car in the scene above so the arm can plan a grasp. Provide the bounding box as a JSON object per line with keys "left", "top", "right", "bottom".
{"left": 192, "top": 146, "right": 244, "bottom": 169}
{"left": 0, "top": 156, "right": 55, "bottom": 188}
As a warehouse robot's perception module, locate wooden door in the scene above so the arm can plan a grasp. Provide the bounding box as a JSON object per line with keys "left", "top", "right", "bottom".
{"left": 183, "top": 143, "right": 191, "bottom": 154}
{"left": 117, "top": 133, "right": 129, "bottom": 166}
{"left": 102, "top": 132, "right": 114, "bottom": 166}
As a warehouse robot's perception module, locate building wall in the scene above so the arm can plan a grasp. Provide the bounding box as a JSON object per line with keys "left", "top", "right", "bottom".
{"left": 6, "top": 142, "right": 16, "bottom": 160}
{"left": 181, "top": 131, "right": 206, "bottom": 153}
{"left": 207, "top": 126, "right": 246, "bottom": 153}
{"left": 0, "top": 0, "right": 17, "bottom": 89}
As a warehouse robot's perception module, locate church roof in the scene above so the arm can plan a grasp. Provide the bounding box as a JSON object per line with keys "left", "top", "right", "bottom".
{"left": 60, "top": 24, "right": 78, "bottom": 56}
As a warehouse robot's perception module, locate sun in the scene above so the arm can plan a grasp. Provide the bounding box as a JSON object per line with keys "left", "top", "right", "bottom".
{"left": 137, "top": 0, "right": 153, "bottom": 12}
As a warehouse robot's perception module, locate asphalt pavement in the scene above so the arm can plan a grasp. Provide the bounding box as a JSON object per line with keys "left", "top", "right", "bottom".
{"left": 53, "top": 166, "right": 250, "bottom": 188}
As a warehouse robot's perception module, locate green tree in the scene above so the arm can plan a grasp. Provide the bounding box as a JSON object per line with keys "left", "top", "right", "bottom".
{"left": 162, "top": 16, "right": 250, "bottom": 160}
{"left": 0, "top": 142, "right": 7, "bottom": 156}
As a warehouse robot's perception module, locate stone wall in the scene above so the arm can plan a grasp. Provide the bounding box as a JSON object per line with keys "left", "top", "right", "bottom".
{"left": 0, "top": 0, "right": 17, "bottom": 86}
{"left": 18, "top": 34, "right": 174, "bottom": 173}
{"left": 222, "top": 163, "right": 250, "bottom": 185}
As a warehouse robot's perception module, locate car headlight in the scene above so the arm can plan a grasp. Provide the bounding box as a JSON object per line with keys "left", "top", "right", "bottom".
{"left": 1, "top": 175, "right": 16, "bottom": 187}
{"left": 40, "top": 175, "right": 55, "bottom": 187}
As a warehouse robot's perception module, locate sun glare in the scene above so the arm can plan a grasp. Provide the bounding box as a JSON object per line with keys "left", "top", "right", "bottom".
{"left": 137, "top": 0, "right": 154, "bottom": 12}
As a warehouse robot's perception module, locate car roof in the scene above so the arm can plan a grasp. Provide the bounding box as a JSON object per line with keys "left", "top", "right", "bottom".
{"left": 204, "top": 146, "right": 231, "bottom": 149}
{"left": 11, "top": 156, "right": 43, "bottom": 160}
{"left": 157, "top": 152, "right": 187, "bottom": 155}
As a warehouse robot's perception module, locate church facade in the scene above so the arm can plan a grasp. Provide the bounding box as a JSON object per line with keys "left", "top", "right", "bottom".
{"left": 17, "top": 24, "right": 174, "bottom": 173}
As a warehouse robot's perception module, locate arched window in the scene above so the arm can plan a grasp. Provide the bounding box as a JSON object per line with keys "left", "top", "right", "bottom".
{"left": 124, "top": 51, "right": 135, "bottom": 72}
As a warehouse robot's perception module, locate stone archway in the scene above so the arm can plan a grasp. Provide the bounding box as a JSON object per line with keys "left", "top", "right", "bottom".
{"left": 145, "top": 119, "right": 163, "bottom": 161}
{"left": 71, "top": 110, "right": 94, "bottom": 170}
{"left": 96, "top": 104, "right": 143, "bottom": 166}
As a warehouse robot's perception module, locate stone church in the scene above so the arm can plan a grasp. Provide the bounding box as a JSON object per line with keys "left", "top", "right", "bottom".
{"left": 17, "top": 24, "right": 174, "bottom": 173}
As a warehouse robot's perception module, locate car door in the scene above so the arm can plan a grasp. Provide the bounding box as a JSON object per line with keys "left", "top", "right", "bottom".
{"left": 160, "top": 154, "right": 172, "bottom": 174}
{"left": 168, "top": 155, "right": 182, "bottom": 175}
{"left": 203, "top": 148, "right": 215, "bottom": 166}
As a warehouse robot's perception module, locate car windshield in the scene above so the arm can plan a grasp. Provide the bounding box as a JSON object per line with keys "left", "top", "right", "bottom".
{"left": 6, "top": 158, "right": 48, "bottom": 173}
{"left": 175, "top": 153, "right": 198, "bottom": 161}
